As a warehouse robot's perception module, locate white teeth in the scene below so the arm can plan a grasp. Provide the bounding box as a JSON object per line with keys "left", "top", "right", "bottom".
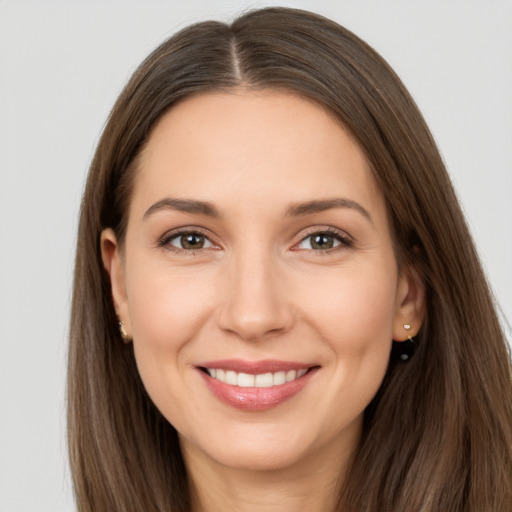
{"left": 286, "top": 370, "right": 296, "bottom": 382}
{"left": 206, "top": 367, "right": 310, "bottom": 387}
{"left": 225, "top": 370, "right": 237, "bottom": 385}
{"left": 237, "top": 372, "right": 255, "bottom": 387}
{"left": 273, "top": 371, "right": 286, "bottom": 385}
{"left": 255, "top": 372, "right": 273, "bottom": 387}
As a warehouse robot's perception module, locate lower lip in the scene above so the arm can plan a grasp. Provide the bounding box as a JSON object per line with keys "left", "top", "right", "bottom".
{"left": 198, "top": 368, "right": 318, "bottom": 411}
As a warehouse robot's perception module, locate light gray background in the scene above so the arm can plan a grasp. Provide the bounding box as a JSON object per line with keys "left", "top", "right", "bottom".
{"left": 1, "top": 1, "right": 511, "bottom": 510}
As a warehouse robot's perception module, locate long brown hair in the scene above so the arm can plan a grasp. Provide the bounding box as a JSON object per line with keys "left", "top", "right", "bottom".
{"left": 68, "top": 7, "right": 512, "bottom": 511}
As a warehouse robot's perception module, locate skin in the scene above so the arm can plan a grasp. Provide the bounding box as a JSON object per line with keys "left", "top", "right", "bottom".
{"left": 102, "top": 90, "right": 424, "bottom": 512}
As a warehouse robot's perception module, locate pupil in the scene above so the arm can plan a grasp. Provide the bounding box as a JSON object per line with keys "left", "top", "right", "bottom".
{"left": 312, "top": 234, "right": 333, "bottom": 249}
{"left": 182, "top": 234, "right": 203, "bottom": 249}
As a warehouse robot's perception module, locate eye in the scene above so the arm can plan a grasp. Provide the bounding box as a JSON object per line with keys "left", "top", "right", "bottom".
{"left": 164, "top": 231, "right": 215, "bottom": 251}
{"left": 295, "top": 230, "right": 352, "bottom": 251}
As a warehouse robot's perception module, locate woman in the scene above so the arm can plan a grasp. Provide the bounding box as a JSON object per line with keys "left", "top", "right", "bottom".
{"left": 68, "top": 7, "right": 512, "bottom": 511}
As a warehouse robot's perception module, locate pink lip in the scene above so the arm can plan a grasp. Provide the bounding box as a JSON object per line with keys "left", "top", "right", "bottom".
{"left": 196, "top": 359, "right": 319, "bottom": 411}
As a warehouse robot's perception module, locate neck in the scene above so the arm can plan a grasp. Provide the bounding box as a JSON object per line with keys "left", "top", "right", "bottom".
{"left": 182, "top": 432, "right": 357, "bottom": 512}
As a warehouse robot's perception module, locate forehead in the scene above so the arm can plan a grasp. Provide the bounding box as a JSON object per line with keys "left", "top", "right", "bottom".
{"left": 131, "top": 90, "right": 383, "bottom": 219}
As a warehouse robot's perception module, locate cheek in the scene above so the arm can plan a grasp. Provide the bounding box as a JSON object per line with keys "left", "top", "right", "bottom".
{"left": 303, "top": 265, "right": 398, "bottom": 344}
{"left": 127, "top": 262, "right": 216, "bottom": 347}
{"left": 298, "top": 263, "right": 397, "bottom": 399}
{"left": 124, "top": 262, "right": 218, "bottom": 402}
{"left": 300, "top": 267, "right": 397, "bottom": 429}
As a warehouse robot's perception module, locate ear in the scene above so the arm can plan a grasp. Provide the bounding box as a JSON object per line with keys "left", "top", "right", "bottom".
{"left": 392, "top": 264, "right": 425, "bottom": 341}
{"left": 101, "top": 228, "right": 131, "bottom": 338}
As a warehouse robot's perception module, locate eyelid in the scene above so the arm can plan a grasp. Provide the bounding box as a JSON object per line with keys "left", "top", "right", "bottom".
{"left": 292, "top": 226, "right": 354, "bottom": 252}
{"left": 156, "top": 225, "right": 353, "bottom": 254}
{"left": 157, "top": 226, "right": 220, "bottom": 252}
{"left": 170, "top": 233, "right": 214, "bottom": 249}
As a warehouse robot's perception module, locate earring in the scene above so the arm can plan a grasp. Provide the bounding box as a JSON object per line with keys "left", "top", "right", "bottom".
{"left": 392, "top": 323, "right": 416, "bottom": 361}
{"left": 118, "top": 321, "right": 131, "bottom": 342}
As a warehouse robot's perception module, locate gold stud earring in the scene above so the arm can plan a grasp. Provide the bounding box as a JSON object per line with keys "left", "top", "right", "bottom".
{"left": 392, "top": 323, "right": 416, "bottom": 361}
{"left": 118, "top": 321, "right": 130, "bottom": 342}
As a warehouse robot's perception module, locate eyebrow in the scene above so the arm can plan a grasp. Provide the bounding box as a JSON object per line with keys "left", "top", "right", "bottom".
{"left": 143, "top": 196, "right": 372, "bottom": 224}
{"left": 143, "top": 198, "right": 221, "bottom": 219}
{"left": 285, "top": 198, "right": 373, "bottom": 224}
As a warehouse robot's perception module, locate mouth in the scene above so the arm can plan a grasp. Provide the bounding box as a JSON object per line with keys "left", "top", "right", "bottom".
{"left": 200, "top": 367, "right": 310, "bottom": 388}
{"left": 196, "top": 360, "right": 319, "bottom": 411}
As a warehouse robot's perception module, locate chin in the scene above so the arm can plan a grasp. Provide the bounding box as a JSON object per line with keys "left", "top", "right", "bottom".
{"left": 202, "top": 442, "right": 310, "bottom": 472}
{"left": 179, "top": 420, "right": 346, "bottom": 474}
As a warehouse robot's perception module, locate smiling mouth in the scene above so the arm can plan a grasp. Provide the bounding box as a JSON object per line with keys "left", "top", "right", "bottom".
{"left": 197, "top": 362, "right": 319, "bottom": 410}
{"left": 201, "top": 367, "right": 312, "bottom": 388}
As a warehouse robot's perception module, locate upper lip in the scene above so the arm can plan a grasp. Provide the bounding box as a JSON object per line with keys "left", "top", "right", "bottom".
{"left": 197, "top": 359, "right": 317, "bottom": 374}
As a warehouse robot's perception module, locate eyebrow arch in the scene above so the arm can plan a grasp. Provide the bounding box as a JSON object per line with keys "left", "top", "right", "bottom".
{"left": 285, "top": 198, "right": 373, "bottom": 224}
{"left": 143, "top": 198, "right": 221, "bottom": 219}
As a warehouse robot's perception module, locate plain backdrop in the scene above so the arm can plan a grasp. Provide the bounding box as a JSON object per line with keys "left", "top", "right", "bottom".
{"left": 0, "top": 1, "right": 511, "bottom": 510}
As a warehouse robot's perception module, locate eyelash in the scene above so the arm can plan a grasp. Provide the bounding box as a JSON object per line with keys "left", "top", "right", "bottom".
{"left": 157, "top": 227, "right": 353, "bottom": 254}
{"left": 294, "top": 227, "right": 354, "bottom": 254}
{"left": 158, "top": 228, "right": 216, "bottom": 254}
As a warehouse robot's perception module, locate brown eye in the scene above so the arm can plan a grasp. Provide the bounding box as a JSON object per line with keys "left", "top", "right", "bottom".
{"left": 168, "top": 232, "right": 214, "bottom": 250}
{"left": 310, "top": 234, "right": 335, "bottom": 250}
{"left": 296, "top": 231, "right": 351, "bottom": 251}
{"left": 181, "top": 233, "right": 204, "bottom": 249}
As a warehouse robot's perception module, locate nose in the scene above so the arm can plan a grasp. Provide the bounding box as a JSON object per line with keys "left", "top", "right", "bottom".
{"left": 216, "top": 249, "right": 294, "bottom": 342}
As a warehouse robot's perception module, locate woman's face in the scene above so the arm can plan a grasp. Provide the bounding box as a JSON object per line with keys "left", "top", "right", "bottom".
{"left": 103, "top": 90, "right": 423, "bottom": 473}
